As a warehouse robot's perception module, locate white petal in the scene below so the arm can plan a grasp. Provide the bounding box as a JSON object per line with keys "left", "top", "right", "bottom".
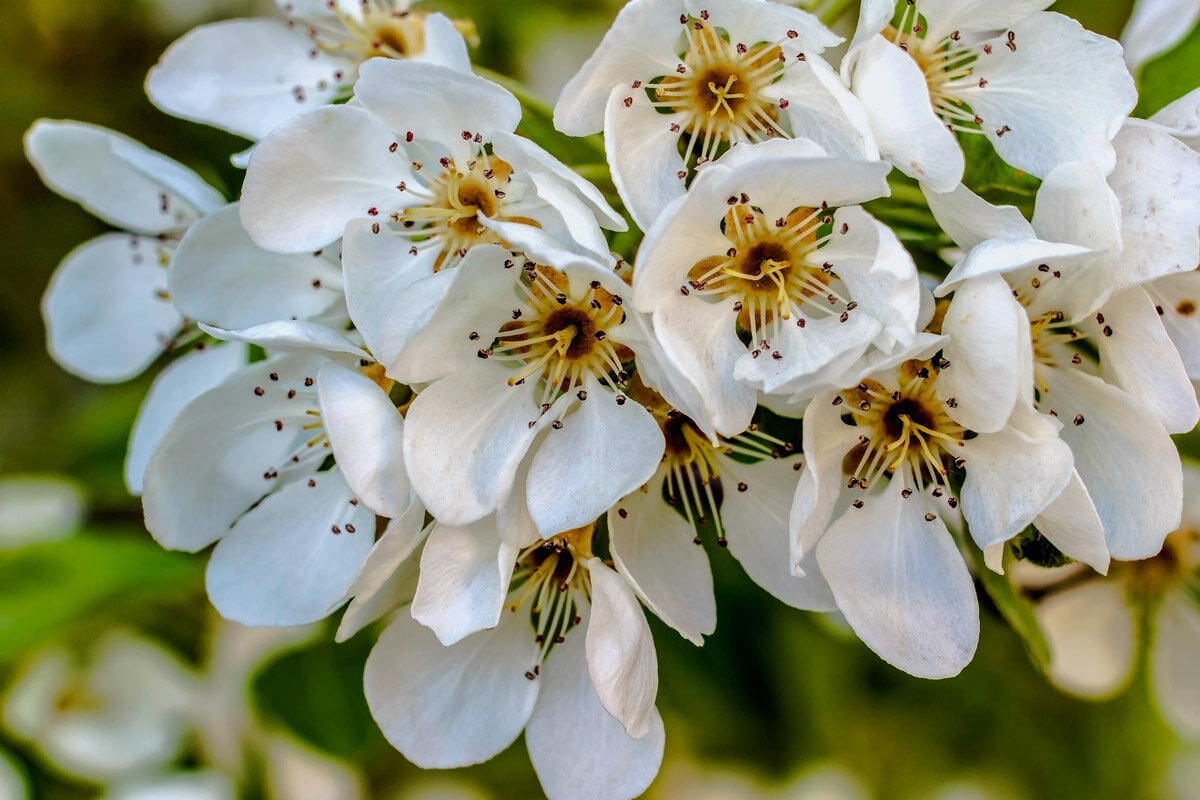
{"left": 608, "top": 486, "right": 716, "bottom": 645}
{"left": 770, "top": 59, "right": 879, "bottom": 162}
{"left": 938, "top": 274, "right": 1025, "bottom": 433}
{"left": 240, "top": 105, "right": 417, "bottom": 252}
{"left": 721, "top": 457, "right": 836, "bottom": 611}
{"left": 1037, "top": 579, "right": 1136, "bottom": 697}
{"left": 419, "top": 13, "right": 473, "bottom": 71}
{"left": 24, "top": 119, "right": 223, "bottom": 234}
{"left": 695, "top": 0, "right": 840, "bottom": 53}
{"left": 816, "top": 475, "right": 979, "bottom": 679}
{"left": 489, "top": 131, "right": 625, "bottom": 231}
{"left": 364, "top": 611, "right": 537, "bottom": 768}
{"left": 354, "top": 59, "right": 521, "bottom": 154}
{"left": 1121, "top": 0, "right": 1200, "bottom": 72}
{"left": 604, "top": 86, "right": 687, "bottom": 232}
{"left": 1096, "top": 287, "right": 1198, "bottom": 434}
{"left": 1108, "top": 123, "right": 1200, "bottom": 290}
{"left": 552, "top": 0, "right": 691, "bottom": 136}
{"left": 1149, "top": 87, "right": 1200, "bottom": 148}
{"left": 411, "top": 519, "right": 516, "bottom": 646}
{"left": 1151, "top": 592, "right": 1200, "bottom": 737}
{"left": 146, "top": 19, "right": 345, "bottom": 141}
{"left": 340, "top": 220, "right": 444, "bottom": 366}
{"left": 585, "top": 560, "right": 658, "bottom": 739}
{"left": 42, "top": 234, "right": 183, "bottom": 383}
{"left": 849, "top": 35, "right": 964, "bottom": 192}
{"left": 1039, "top": 366, "right": 1183, "bottom": 560}
{"left": 918, "top": 0, "right": 1055, "bottom": 40}
{"left": 526, "top": 381, "right": 665, "bottom": 537}
{"left": 169, "top": 204, "right": 342, "bottom": 330}
{"left": 402, "top": 366, "right": 546, "bottom": 525}
{"left": 922, "top": 183, "right": 1035, "bottom": 251}
{"left": 199, "top": 321, "right": 367, "bottom": 361}
{"left": 125, "top": 343, "right": 248, "bottom": 495}
{"left": 526, "top": 619, "right": 665, "bottom": 800}
{"left": 652, "top": 293, "right": 759, "bottom": 437}
{"left": 142, "top": 356, "right": 325, "bottom": 551}
{"left": 1147, "top": 272, "right": 1200, "bottom": 379}
{"left": 790, "top": 392, "right": 861, "bottom": 566}
{"left": 205, "top": 470, "right": 374, "bottom": 626}
{"left": 959, "top": 406, "right": 1073, "bottom": 553}
{"left": 335, "top": 507, "right": 427, "bottom": 642}
{"left": 317, "top": 362, "right": 411, "bottom": 518}
{"left": 959, "top": 14, "right": 1136, "bottom": 179}
{"left": 1032, "top": 469, "right": 1110, "bottom": 574}
{"left": 936, "top": 237, "right": 1097, "bottom": 300}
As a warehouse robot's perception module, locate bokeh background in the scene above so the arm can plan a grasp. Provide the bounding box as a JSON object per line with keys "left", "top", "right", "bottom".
{"left": 1, "top": 0, "right": 1199, "bottom": 798}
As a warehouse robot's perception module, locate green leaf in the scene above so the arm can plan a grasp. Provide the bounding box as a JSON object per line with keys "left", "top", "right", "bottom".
{"left": 1135, "top": 19, "right": 1200, "bottom": 117}
{"left": 959, "top": 134, "right": 1040, "bottom": 214}
{"left": 967, "top": 542, "right": 1052, "bottom": 670}
{"left": 253, "top": 634, "right": 384, "bottom": 759}
{"left": 0, "top": 533, "right": 200, "bottom": 664}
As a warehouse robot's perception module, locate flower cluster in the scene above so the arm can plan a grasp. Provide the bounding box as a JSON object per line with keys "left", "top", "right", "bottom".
{"left": 26, "top": 0, "right": 1200, "bottom": 796}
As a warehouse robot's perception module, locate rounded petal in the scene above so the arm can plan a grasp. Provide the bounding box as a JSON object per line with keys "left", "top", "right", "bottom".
{"left": 938, "top": 274, "right": 1026, "bottom": 433}
{"left": 146, "top": 19, "right": 345, "bottom": 141}
{"left": 526, "top": 622, "right": 665, "bottom": 800}
{"left": 585, "top": 560, "right": 658, "bottom": 739}
{"left": 608, "top": 487, "right": 716, "bottom": 645}
{"left": 1121, "top": 0, "right": 1200, "bottom": 72}
{"left": 960, "top": 14, "right": 1136, "bottom": 179}
{"left": 1037, "top": 579, "right": 1136, "bottom": 697}
{"left": 816, "top": 476, "right": 979, "bottom": 679}
{"left": 24, "top": 120, "right": 223, "bottom": 234}
{"left": 1096, "top": 287, "right": 1198, "bottom": 434}
{"left": 419, "top": 13, "right": 473, "bottom": 71}
{"left": 42, "top": 234, "right": 183, "bottom": 383}
{"left": 125, "top": 343, "right": 249, "bottom": 495}
{"left": 1147, "top": 271, "right": 1200, "bottom": 380}
{"left": 364, "top": 611, "right": 538, "bottom": 768}
{"left": 169, "top": 204, "right": 343, "bottom": 330}
{"left": 1039, "top": 366, "right": 1183, "bottom": 560}
{"left": 205, "top": 470, "right": 374, "bottom": 626}
{"left": 1031, "top": 469, "right": 1110, "bottom": 575}
{"left": 317, "top": 361, "right": 411, "bottom": 518}
{"left": 1149, "top": 87, "right": 1200, "bottom": 148}
{"left": 354, "top": 59, "right": 521, "bottom": 154}
{"left": 604, "top": 86, "right": 687, "bottom": 232}
{"left": 199, "top": 321, "right": 368, "bottom": 361}
{"left": 790, "top": 392, "right": 861, "bottom": 567}
{"left": 526, "top": 382, "right": 665, "bottom": 537}
{"left": 240, "top": 105, "right": 417, "bottom": 252}
{"left": 411, "top": 519, "right": 515, "bottom": 646}
{"left": 721, "top": 457, "right": 836, "bottom": 611}
{"left": 335, "top": 507, "right": 427, "bottom": 642}
{"left": 849, "top": 35, "right": 964, "bottom": 191}
{"left": 1152, "top": 592, "right": 1200, "bottom": 737}
{"left": 922, "top": 182, "right": 1035, "bottom": 252}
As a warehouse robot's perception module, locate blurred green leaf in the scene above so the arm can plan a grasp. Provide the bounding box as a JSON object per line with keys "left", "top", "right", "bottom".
{"left": 1135, "top": 20, "right": 1200, "bottom": 117}
{"left": 959, "top": 134, "right": 1040, "bottom": 214}
{"left": 253, "top": 635, "right": 384, "bottom": 759}
{"left": 0, "top": 533, "right": 199, "bottom": 664}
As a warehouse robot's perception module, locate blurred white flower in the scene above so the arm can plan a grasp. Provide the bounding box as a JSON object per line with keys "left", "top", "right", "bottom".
{"left": 0, "top": 475, "right": 84, "bottom": 548}
{"left": 1121, "top": 0, "right": 1200, "bottom": 73}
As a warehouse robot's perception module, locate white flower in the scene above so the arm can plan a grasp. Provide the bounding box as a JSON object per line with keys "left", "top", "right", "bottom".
{"left": 240, "top": 58, "right": 624, "bottom": 367}
{"left": 141, "top": 351, "right": 397, "bottom": 626}
{"left": 1121, "top": 0, "right": 1200, "bottom": 73}
{"left": 844, "top": 0, "right": 1136, "bottom": 191}
{"left": 632, "top": 138, "right": 919, "bottom": 436}
{"left": 145, "top": 0, "right": 472, "bottom": 142}
{"left": 394, "top": 245, "right": 664, "bottom": 538}
{"left": 1025, "top": 465, "right": 1200, "bottom": 738}
{"left": 926, "top": 136, "right": 1200, "bottom": 558}
{"left": 791, "top": 353, "right": 1105, "bottom": 678}
{"left": 554, "top": 0, "right": 875, "bottom": 230}
{"left": 607, "top": 398, "right": 835, "bottom": 645}
{"left": 366, "top": 523, "right": 664, "bottom": 800}
{"left": 1, "top": 631, "right": 198, "bottom": 783}
{"left": 25, "top": 120, "right": 224, "bottom": 383}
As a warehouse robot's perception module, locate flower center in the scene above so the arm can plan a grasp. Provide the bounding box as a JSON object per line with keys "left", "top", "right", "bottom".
{"left": 838, "top": 360, "right": 966, "bottom": 493}
{"left": 485, "top": 266, "right": 632, "bottom": 403}
{"left": 399, "top": 154, "right": 528, "bottom": 270}
{"left": 884, "top": 1, "right": 984, "bottom": 135}
{"left": 645, "top": 18, "right": 786, "bottom": 168}
{"left": 686, "top": 203, "right": 849, "bottom": 348}
{"left": 509, "top": 525, "right": 595, "bottom": 672}
{"left": 296, "top": 3, "right": 428, "bottom": 63}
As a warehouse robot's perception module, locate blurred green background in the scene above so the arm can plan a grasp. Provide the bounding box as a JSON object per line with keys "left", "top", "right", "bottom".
{"left": 1, "top": 0, "right": 1198, "bottom": 798}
